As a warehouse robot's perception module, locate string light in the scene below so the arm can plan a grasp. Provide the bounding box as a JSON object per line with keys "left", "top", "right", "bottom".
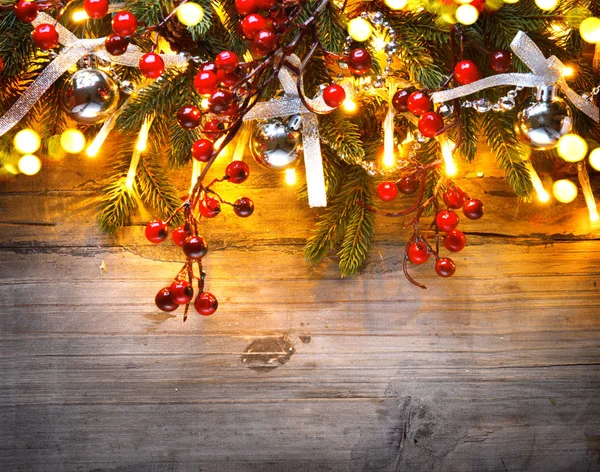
{"left": 347, "top": 18, "right": 372, "bottom": 42}
{"left": 384, "top": 0, "right": 407, "bottom": 10}
{"left": 534, "top": 0, "right": 558, "bottom": 11}
{"left": 577, "top": 163, "right": 599, "bottom": 223}
{"left": 72, "top": 9, "right": 89, "bottom": 22}
{"left": 439, "top": 136, "right": 458, "bottom": 177}
{"left": 18, "top": 154, "right": 41, "bottom": 175}
{"left": 284, "top": 168, "right": 297, "bottom": 185}
{"left": 455, "top": 4, "right": 479, "bottom": 25}
{"left": 382, "top": 90, "right": 395, "bottom": 169}
{"left": 190, "top": 159, "right": 202, "bottom": 193}
{"left": 13, "top": 129, "right": 41, "bottom": 154}
{"left": 126, "top": 118, "right": 153, "bottom": 190}
{"left": 60, "top": 129, "right": 86, "bottom": 154}
{"left": 342, "top": 99, "right": 357, "bottom": 113}
{"left": 552, "top": 179, "right": 578, "bottom": 203}
{"left": 557, "top": 134, "right": 588, "bottom": 162}
{"left": 176, "top": 2, "right": 204, "bottom": 26}
{"left": 589, "top": 148, "right": 600, "bottom": 171}
{"left": 525, "top": 161, "right": 550, "bottom": 203}
{"left": 580, "top": 17, "right": 600, "bottom": 44}
{"left": 503, "top": 0, "right": 519, "bottom": 3}
{"left": 562, "top": 66, "right": 575, "bottom": 78}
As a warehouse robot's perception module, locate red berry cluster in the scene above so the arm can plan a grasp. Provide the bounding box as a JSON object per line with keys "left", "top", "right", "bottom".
{"left": 235, "top": 0, "right": 288, "bottom": 56}
{"left": 376, "top": 175, "right": 420, "bottom": 202}
{"left": 392, "top": 89, "right": 444, "bottom": 139}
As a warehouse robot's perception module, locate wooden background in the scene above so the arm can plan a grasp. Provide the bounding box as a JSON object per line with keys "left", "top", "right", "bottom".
{"left": 1, "top": 148, "right": 599, "bottom": 472}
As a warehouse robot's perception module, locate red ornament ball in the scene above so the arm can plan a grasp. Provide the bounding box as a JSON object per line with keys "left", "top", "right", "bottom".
{"left": 195, "top": 292, "right": 218, "bottom": 316}
{"left": 215, "top": 50, "right": 238, "bottom": 72}
{"left": 407, "top": 91, "right": 431, "bottom": 116}
{"left": 444, "top": 230, "right": 466, "bottom": 253}
{"left": 84, "top": 0, "right": 108, "bottom": 19}
{"left": 443, "top": 187, "right": 466, "bottom": 209}
{"left": 177, "top": 105, "right": 202, "bottom": 129}
{"left": 241, "top": 13, "right": 266, "bottom": 39}
{"left": 435, "top": 258, "right": 456, "bottom": 277}
{"left": 235, "top": 0, "right": 258, "bottom": 15}
{"left": 169, "top": 280, "right": 194, "bottom": 305}
{"left": 323, "top": 84, "right": 346, "bottom": 108}
{"left": 347, "top": 48, "right": 372, "bottom": 76}
{"left": 194, "top": 70, "right": 218, "bottom": 95}
{"left": 233, "top": 197, "right": 254, "bottom": 217}
{"left": 112, "top": 11, "right": 137, "bottom": 36}
{"left": 435, "top": 210, "right": 459, "bottom": 232}
{"left": 183, "top": 235, "right": 208, "bottom": 259}
{"left": 398, "top": 176, "right": 419, "bottom": 195}
{"left": 145, "top": 220, "right": 168, "bottom": 244}
{"left": 407, "top": 241, "right": 430, "bottom": 265}
{"left": 377, "top": 181, "right": 399, "bottom": 202}
{"left": 15, "top": 0, "right": 38, "bottom": 23}
{"left": 226, "top": 160, "right": 250, "bottom": 184}
{"left": 139, "top": 52, "right": 164, "bottom": 79}
{"left": 209, "top": 89, "right": 235, "bottom": 115}
{"left": 155, "top": 287, "right": 178, "bottom": 312}
{"left": 199, "top": 196, "right": 221, "bottom": 218}
{"left": 105, "top": 34, "right": 129, "bottom": 56}
{"left": 454, "top": 60, "right": 481, "bottom": 85}
{"left": 418, "top": 112, "right": 444, "bottom": 138}
{"left": 392, "top": 89, "right": 411, "bottom": 113}
{"left": 463, "top": 198, "right": 484, "bottom": 220}
{"left": 489, "top": 50, "right": 512, "bottom": 73}
{"left": 252, "top": 29, "right": 277, "bottom": 55}
{"left": 32, "top": 24, "right": 59, "bottom": 50}
{"left": 172, "top": 226, "right": 189, "bottom": 247}
{"left": 192, "top": 138, "right": 213, "bottom": 162}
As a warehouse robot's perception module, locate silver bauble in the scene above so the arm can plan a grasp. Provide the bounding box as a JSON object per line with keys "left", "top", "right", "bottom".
{"left": 250, "top": 115, "right": 302, "bottom": 171}
{"left": 60, "top": 68, "right": 120, "bottom": 125}
{"left": 514, "top": 85, "right": 572, "bottom": 150}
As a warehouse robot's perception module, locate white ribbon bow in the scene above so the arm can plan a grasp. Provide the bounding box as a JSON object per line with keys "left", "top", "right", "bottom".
{"left": 0, "top": 12, "right": 188, "bottom": 137}
{"left": 431, "top": 31, "right": 599, "bottom": 122}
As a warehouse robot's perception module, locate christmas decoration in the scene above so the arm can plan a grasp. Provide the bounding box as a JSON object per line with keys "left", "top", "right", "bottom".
{"left": 250, "top": 116, "right": 302, "bottom": 171}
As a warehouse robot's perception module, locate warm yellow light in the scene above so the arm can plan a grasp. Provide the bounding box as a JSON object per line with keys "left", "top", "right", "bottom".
{"left": 589, "top": 147, "right": 600, "bottom": 171}
{"left": 562, "top": 66, "right": 575, "bottom": 78}
{"left": 347, "top": 18, "right": 372, "bottom": 42}
{"left": 552, "top": 179, "right": 578, "bottom": 203}
{"left": 440, "top": 137, "right": 458, "bottom": 177}
{"left": 135, "top": 119, "right": 152, "bottom": 152}
{"left": 503, "top": 0, "right": 519, "bottom": 3}
{"left": 557, "top": 134, "right": 588, "bottom": 162}
{"left": 535, "top": 0, "right": 557, "bottom": 11}
{"left": 60, "top": 129, "right": 86, "bottom": 154}
{"left": 527, "top": 162, "right": 550, "bottom": 203}
{"left": 176, "top": 2, "right": 204, "bottom": 27}
{"left": 455, "top": 4, "right": 479, "bottom": 25}
{"left": 384, "top": 0, "right": 407, "bottom": 10}
{"left": 580, "top": 17, "right": 600, "bottom": 44}
{"left": 342, "top": 99, "right": 357, "bottom": 113}
{"left": 18, "top": 154, "right": 41, "bottom": 176}
{"left": 284, "top": 168, "right": 297, "bottom": 186}
{"left": 14, "top": 129, "right": 41, "bottom": 154}
{"left": 72, "top": 9, "right": 89, "bottom": 22}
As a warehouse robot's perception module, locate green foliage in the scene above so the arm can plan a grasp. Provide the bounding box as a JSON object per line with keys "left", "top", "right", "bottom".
{"left": 319, "top": 112, "right": 365, "bottom": 165}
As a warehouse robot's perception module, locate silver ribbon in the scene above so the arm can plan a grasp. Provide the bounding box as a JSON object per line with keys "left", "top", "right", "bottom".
{"left": 0, "top": 12, "right": 188, "bottom": 137}
{"left": 431, "top": 31, "right": 599, "bottom": 122}
{"left": 243, "top": 54, "right": 344, "bottom": 208}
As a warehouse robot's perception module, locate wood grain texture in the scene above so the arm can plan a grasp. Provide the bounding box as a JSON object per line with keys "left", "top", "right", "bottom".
{"left": 0, "top": 151, "right": 599, "bottom": 472}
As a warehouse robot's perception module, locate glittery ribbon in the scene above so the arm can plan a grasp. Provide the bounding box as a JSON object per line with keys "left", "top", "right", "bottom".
{"left": 431, "top": 31, "right": 599, "bottom": 122}
{"left": 243, "top": 55, "right": 346, "bottom": 208}
{"left": 0, "top": 12, "right": 188, "bottom": 137}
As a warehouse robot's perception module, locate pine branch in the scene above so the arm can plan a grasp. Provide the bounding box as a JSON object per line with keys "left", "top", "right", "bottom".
{"left": 316, "top": 1, "right": 347, "bottom": 54}
{"left": 319, "top": 112, "right": 365, "bottom": 165}
{"left": 169, "top": 119, "right": 199, "bottom": 168}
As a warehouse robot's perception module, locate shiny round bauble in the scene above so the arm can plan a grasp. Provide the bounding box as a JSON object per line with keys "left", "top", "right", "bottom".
{"left": 250, "top": 117, "right": 302, "bottom": 172}
{"left": 112, "top": 11, "right": 137, "bottom": 36}
{"left": 443, "top": 187, "right": 466, "bottom": 209}
{"left": 444, "top": 229, "right": 466, "bottom": 252}
{"left": 489, "top": 50, "right": 512, "bottom": 73}
{"left": 435, "top": 258, "right": 456, "bottom": 278}
{"left": 252, "top": 29, "right": 277, "bottom": 55}
{"left": 215, "top": 50, "right": 238, "bottom": 72}
{"left": 204, "top": 119, "right": 225, "bottom": 136}
{"left": 347, "top": 17, "right": 372, "bottom": 42}
{"left": 462, "top": 198, "right": 484, "bottom": 219}
{"left": 60, "top": 68, "right": 120, "bottom": 125}
{"left": 233, "top": 197, "right": 254, "bottom": 217}
{"left": 155, "top": 287, "right": 178, "bottom": 312}
{"left": 192, "top": 138, "right": 213, "bottom": 162}
{"left": 84, "top": 0, "right": 108, "bottom": 19}
{"left": 454, "top": 60, "right": 481, "bottom": 85}
{"left": 435, "top": 210, "right": 459, "bottom": 232}
{"left": 139, "top": 52, "right": 164, "bottom": 79}
{"left": 199, "top": 196, "right": 221, "bottom": 218}
{"left": 226, "top": 160, "right": 250, "bottom": 184}
{"left": 377, "top": 181, "right": 398, "bottom": 201}
{"left": 398, "top": 176, "right": 419, "bottom": 194}
{"left": 15, "top": 0, "right": 38, "bottom": 23}
{"left": 169, "top": 280, "right": 194, "bottom": 305}
{"left": 172, "top": 226, "right": 189, "bottom": 247}
{"left": 194, "top": 70, "right": 218, "bottom": 95}
{"left": 407, "top": 91, "right": 431, "bottom": 116}
{"left": 177, "top": 105, "right": 202, "bottom": 129}
{"left": 176, "top": 2, "right": 204, "bottom": 27}
{"left": 32, "top": 24, "right": 59, "bottom": 50}
{"left": 145, "top": 220, "right": 168, "bottom": 244}
{"left": 323, "top": 84, "right": 346, "bottom": 108}
{"left": 195, "top": 292, "right": 218, "bottom": 316}
{"left": 209, "top": 89, "right": 235, "bottom": 115}
{"left": 183, "top": 235, "right": 208, "bottom": 259}
{"left": 514, "top": 89, "right": 572, "bottom": 150}
{"left": 392, "top": 89, "right": 412, "bottom": 113}
{"left": 105, "top": 33, "right": 129, "bottom": 56}
{"left": 418, "top": 112, "right": 444, "bottom": 138}
{"left": 241, "top": 13, "right": 266, "bottom": 39}
{"left": 235, "top": 0, "right": 258, "bottom": 16}
{"left": 407, "top": 241, "right": 430, "bottom": 265}
{"left": 347, "top": 48, "right": 372, "bottom": 76}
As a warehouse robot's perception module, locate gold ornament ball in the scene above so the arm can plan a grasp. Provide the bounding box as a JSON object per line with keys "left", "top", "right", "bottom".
{"left": 18, "top": 154, "right": 41, "bottom": 176}
{"left": 14, "top": 129, "right": 41, "bottom": 154}
{"left": 552, "top": 179, "right": 578, "bottom": 204}
{"left": 176, "top": 2, "right": 204, "bottom": 27}
{"left": 534, "top": 0, "right": 557, "bottom": 11}
{"left": 347, "top": 18, "right": 372, "bottom": 42}
{"left": 60, "top": 129, "right": 86, "bottom": 154}
{"left": 455, "top": 4, "right": 479, "bottom": 25}
{"left": 557, "top": 134, "right": 588, "bottom": 162}
{"left": 384, "top": 0, "right": 408, "bottom": 10}
{"left": 589, "top": 148, "right": 600, "bottom": 172}
{"left": 580, "top": 17, "right": 600, "bottom": 44}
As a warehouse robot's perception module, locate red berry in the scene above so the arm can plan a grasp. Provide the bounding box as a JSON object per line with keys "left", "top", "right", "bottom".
{"left": 407, "top": 241, "right": 430, "bottom": 265}
{"left": 199, "top": 196, "right": 221, "bottom": 218}
{"left": 204, "top": 119, "right": 225, "bottom": 136}
{"left": 392, "top": 89, "right": 412, "bottom": 113}
{"left": 256, "top": 0, "right": 276, "bottom": 8}
{"left": 192, "top": 138, "right": 213, "bottom": 162}
{"left": 233, "top": 197, "right": 254, "bottom": 217}
{"left": 347, "top": 48, "right": 372, "bottom": 76}
{"left": 454, "top": 60, "right": 481, "bottom": 85}
{"left": 105, "top": 33, "right": 129, "bottom": 56}
{"left": 209, "top": 89, "right": 235, "bottom": 115}
{"left": 444, "top": 230, "right": 466, "bottom": 252}
{"left": 145, "top": 220, "right": 168, "bottom": 244}
{"left": 215, "top": 50, "right": 238, "bottom": 73}
{"left": 177, "top": 105, "right": 202, "bottom": 129}
{"left": 195, "top": 292, "right": 218, "bottom": 316}
{"left": 226, "top": 161, "right": 250, "bottom": 184}
{"left": 15, "top": 0, "right": 38, "bottom": 23}
{"left": 112, "top": 11, "right": 137, "bottom": 36}
{"left": 84, "top": 0, "right": 108, "bottom": 19}
{"left": 0, "top": 57, "right": 3, "bottom": 74}
{"left": 200, "top": 62, "right": 217, "bottom": 74}
{"left": 435, "top": 258, "right": 456, "bottom": 277}
{"left": 32, "top": 24, "right": 59, "bottom": 50}
{"left": 418, "top": 112, "right": 444, "bottom": 138}
{"left": 139, "top": 52, "right": 164, "bottom": 79}
{"left": 172, "top": 226, "right": 189, "bottom": 247}
{"left": 241, "top": 13, "right": 266, "bottom": 39}
{"left": 235, "top": 0, "right": 258, "bottom": 15}
{"left": 469, "top": 0, "right": 485, "bottom": 13}
{"left": 407, "top": 91, "right": 431, "bottom": 116}
{"left": 216, "top": 69, "right": 240, "bottom": 88}
{"left": 183, "top": 235, "right": 208, "bottom": 259}
{"left": 490, "top": 50, "right": 511, "bottom": 73}
{"left": 398, "top": 176, "right": 419, "bottom": 194}
{"left": 435, "top": 210, "right": 459, "bottom": 232}
{"left": 443, "top": 188, "right": 466, "bottom": 209}
{"left": 377, "top": 181, "right": 399, "bottom": 202}
{"left": 269, "top": 9, "right": 288, "bottom": 32}
{"left": 194, "top": 70, "right": 218, "bottom": 95}
{"left": 155, "top": 287, "right": 178, "bottom": 312}
{"left": 169, "top": 280, "right": 194, "bottom": 305}
{"left": 323, "top": 84, "right": 346, "bottom": 108}
{"left": 463, "top": 198, "right": 484, "bottom": 220}
{"left": 252, "top": 29, "right": 277, "bottom": 55}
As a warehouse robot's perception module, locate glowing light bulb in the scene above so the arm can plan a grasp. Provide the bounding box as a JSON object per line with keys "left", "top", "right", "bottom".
{"left": 60, "top": 129, "right": 86, "bottom": 154}
{"left": 347, "top": 18, "right": 372, "bottom": 42}
{"left": 552, "top": 179, "right": 578, "bottom": 203}
{"left": 589, "top": 148, "right": 600, "bottom": 171}
{"left": 580, "top": 17, "right": 600, "bottom": 44}
{"left": 342, "top": 99, "right": 357, "bottom": 113}
{"left": 557, "top": 134, "right": 588, "bottom": 162}
{"left": 562, "top": 66, "right": 575, "bottom": 78}
{"left": 176, "top": 2, "right": 204, "bottom": 27}
{"left": 455, "top": 4, "right": 479, "bottom": 25}
{"left": 72, "top": 9, "right": 89, "bottom": 22}
{"left": 18, "top": 154, "right": 41, "bottom": 175}
{"left": 384, "top": 0, "right": 407, "bottom": 10}
{"left": 284, "top": 168, "right": 297, "bottom": 185}
{"left": 440, "top": 137, "right": 457, "bottom": 177}
{"left": 503, "top": 0, "right": 519, "bottom": 3}
{"left": 534, "top": 0, "right": 557, "bottom": 11}
{"left": 526, "top": 162, "right": 550, "bottom": 203}
{"left": 14, "top": 129, "right": 41, "bottom": 154}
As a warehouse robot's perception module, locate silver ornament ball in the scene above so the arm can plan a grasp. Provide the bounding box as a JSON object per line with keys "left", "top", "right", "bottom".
{"left": 250, "top": 115, "right": 302, "bottom": 172}
{"left": 60, "top": 68, "right": 120, "bottom": 125}
{"left": 514, "top": 85, "right": 572, "bottom": 150}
